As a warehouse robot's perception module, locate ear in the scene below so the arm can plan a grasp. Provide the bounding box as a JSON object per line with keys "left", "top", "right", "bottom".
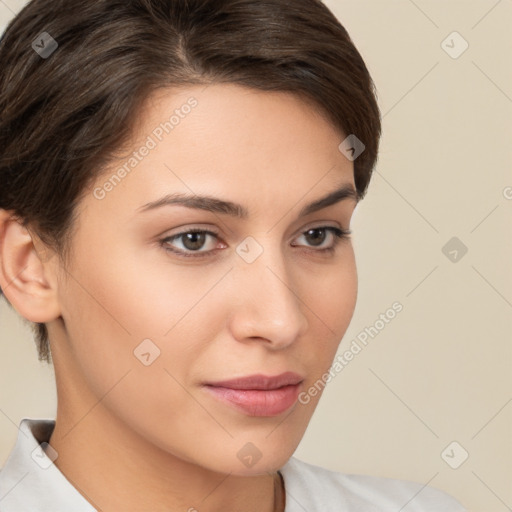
{"left": 0, "top": 209, "right": 61, "bottom": 323}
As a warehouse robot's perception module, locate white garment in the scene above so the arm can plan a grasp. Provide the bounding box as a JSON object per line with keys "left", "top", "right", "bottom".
{"left": 0, "top": 418, "right": 468, "bottom": 511}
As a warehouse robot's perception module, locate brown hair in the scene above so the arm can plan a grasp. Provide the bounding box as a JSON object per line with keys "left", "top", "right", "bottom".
{"left": 0, "top": 0, "right": 381, "bottom": 364}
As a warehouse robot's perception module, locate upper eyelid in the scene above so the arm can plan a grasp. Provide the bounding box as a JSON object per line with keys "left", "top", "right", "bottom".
{"left": 163, "top": 224, "right": 347, "bottom": 249}
{"left": 164, "top": 220, "right": 345, "bottom": 238}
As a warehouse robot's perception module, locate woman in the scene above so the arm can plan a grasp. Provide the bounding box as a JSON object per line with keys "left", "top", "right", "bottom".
{"left": 0, "top": 0, "right": 467, "bottom": 510}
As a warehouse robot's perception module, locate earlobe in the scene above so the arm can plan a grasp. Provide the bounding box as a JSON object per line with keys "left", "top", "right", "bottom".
{"left": 0, "top": 210, "right": 61, "bottom": 323}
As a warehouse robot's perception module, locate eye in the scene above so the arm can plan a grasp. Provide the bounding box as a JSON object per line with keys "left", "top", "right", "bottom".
{"left": 160, "top": 226, "right": 351, "bottom": 259}
{"left": 161, "top": 229, "right": 221, "bottom": 257}
{"left": 291, "top": 226, "right": 351, "bottom": 254}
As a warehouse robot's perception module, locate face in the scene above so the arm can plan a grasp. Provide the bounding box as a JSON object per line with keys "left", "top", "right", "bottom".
{"left": 48, "top": 83, "right": 358, "bottom": 475}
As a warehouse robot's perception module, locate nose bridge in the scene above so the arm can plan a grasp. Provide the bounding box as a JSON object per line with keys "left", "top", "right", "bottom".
{"left": 228, "top": 236, "right": 309, "bottom": 346}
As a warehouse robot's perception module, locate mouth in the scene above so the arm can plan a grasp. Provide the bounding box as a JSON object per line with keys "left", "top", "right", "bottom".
{"left": 202, "top": 372, "right": 304, "bottom": 417}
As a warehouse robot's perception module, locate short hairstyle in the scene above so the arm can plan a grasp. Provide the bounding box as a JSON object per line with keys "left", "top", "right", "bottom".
{"left": 0, "top": 0, "right": 382, "bottom": 364}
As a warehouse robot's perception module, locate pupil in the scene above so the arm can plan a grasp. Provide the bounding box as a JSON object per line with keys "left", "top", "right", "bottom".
{"left": 306, "top": 228, "right": 325, "bottom": 246}
{"left": 184, "top": 232, "right": 205, "bottom": 250}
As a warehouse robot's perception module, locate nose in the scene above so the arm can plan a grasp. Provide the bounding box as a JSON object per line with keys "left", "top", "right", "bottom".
{"left": 226, "top": 243, "right": 309, "bottom": 350}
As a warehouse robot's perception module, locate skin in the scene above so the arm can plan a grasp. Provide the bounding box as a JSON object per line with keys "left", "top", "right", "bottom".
{"left": 0, "top": 83, "right": 359, "bottom": 512}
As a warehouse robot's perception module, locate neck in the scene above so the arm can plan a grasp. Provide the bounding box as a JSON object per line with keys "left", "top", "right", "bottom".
{"left": 49, "top": 402, "right": 281, "bottom": 512}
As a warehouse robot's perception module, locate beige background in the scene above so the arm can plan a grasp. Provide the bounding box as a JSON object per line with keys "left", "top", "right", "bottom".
{"left": 1, "top": 1, "right": 511, "bottom": 511}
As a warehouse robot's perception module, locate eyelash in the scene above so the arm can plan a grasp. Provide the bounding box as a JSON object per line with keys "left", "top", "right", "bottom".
{"left": 160, "top": 226, "right": 351, "bottom": 259}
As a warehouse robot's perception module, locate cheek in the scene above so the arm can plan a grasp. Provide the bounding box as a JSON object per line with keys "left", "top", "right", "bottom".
{"left": 302, "top": 248, "right": 358, "bottom": 335}
{"left": 56, "top": 250, "right": 214, "bottom": 451}
{"left": 298, "top": 249, "right": 358, "bottom": 376}
{"left": 57, "top": 240, "right": 228, "bottom": 393}
{"left": 62, "top": 232, "right": 224, "bottom": 339}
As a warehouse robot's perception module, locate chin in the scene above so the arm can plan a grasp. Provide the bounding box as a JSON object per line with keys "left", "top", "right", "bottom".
{"left": 188, "top": 443, "right": 295, "bottom": 477}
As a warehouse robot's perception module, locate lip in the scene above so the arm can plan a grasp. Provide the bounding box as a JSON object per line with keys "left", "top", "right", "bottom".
{"left": 202, "top": 372, "right": 304, "bottom": 417}
{"left": 204, "top": 372, "right": 304, "bottom": 390}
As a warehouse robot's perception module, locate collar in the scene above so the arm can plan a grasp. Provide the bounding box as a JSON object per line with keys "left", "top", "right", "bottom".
{"left": 0, "top": 418, "right": 97, "bottom": 511}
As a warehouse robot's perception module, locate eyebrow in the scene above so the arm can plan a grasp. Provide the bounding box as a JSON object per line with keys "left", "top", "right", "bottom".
{"left": 136, "top": 183, "right": 358, "bottom": 218}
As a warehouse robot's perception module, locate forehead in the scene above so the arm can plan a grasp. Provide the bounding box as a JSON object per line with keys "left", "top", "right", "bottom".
{"left": 84, "top": 83, "right": 354, "bottom": 220}
{"left": 128, "top": 82, "right": 346, "bottom": 163}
